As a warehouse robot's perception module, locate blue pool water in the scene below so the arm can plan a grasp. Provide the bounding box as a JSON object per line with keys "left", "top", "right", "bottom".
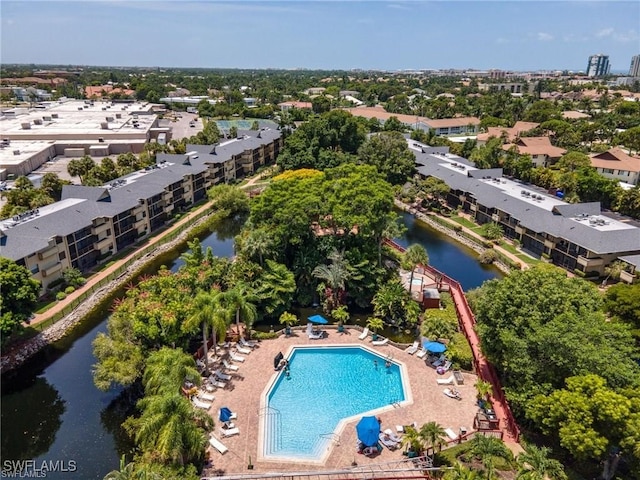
{"left": 264, "top": 347, "right": 406, "bottom": 460}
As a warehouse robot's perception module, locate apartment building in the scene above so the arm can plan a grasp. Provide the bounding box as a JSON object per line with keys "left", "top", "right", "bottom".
{"left": 590, "top": 148, "right": 640, "bottom": 185}
{"left": 0, "top": 129, "right": 282, "bottom": 291}
{"left": 503, "top": 137, "right": 566, "bottom": 167}
{"left": 409, "top": 141, "right": 640, "bottom": 276}
{"left": 586, "top": 54, "right": 610, "bottom": 77}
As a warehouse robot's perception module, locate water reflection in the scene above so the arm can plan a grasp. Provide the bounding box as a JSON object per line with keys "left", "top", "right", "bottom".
{"left": 1, "top": 377, "right": 65, "bottom": 463}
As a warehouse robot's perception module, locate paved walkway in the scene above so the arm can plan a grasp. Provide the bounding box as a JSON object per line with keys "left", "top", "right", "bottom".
{"left": 200, "top": 331, "right": 480, "bottom": 475}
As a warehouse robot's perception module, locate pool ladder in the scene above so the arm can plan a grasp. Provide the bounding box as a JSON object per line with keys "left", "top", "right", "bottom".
{"left": 390, "top": 398, "right": 402, "bottom": 408}
{"left": 318, "top": 432, "right": 340, "bottom": 447}
{"left": 258, "top": 405, "right": 282, "bottom": 453}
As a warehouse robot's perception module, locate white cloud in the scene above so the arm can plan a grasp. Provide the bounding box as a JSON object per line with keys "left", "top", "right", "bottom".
{"left": 496, "top": 37, "right": 509, "bottom": 44}
{"left": 563, "top": 33, "right": 588, "bottom": 43}
{"left": 613, "top": 29, "right": 640, "bottom": 42}
{"left": 596, "top": 27, "right": 614, "bottom": 38}
{"left": 537, "top": 32, "right": 554, "bottom": 41}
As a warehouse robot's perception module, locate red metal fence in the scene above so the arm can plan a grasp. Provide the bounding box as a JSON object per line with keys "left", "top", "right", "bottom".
{"left": 383, "top": 239, "right": 520, "bottom": 443}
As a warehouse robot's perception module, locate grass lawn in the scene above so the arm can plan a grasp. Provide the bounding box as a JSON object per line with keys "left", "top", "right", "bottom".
{"left": 516, "top": 253, "right": 540, "bottom": 266}
{"left": 34, "top": 300, "right": 57, "bottom": 314}
{"left": 450, "top": 216, "right": 478, "bottom": 229}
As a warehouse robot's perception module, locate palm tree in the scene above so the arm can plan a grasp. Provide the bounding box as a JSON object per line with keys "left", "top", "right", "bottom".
{"left": 402, "top": 244, "right": 429, "bottom": 289}
{"left": 400, "top": 425, "right": 423, "bottom": 456}
{"left": 443, "top": 463, "right": 480, "bottom": 480}
{"left": 103, "top": 456, "right": 137, "bottom": 480}
{"left": 366, "top": 316, "right": 385, "bottom": 341}
{"left": 475, "top": 380, "right": 493, "bottom": 402}
{"left": 134, "top": 392, "right": 212, "bottom": 466}
{"left": 183, "top": 291, "right": 217, "bottom": 373}
{"left": 516, "top": 444, "right": 567, "bottom": 480}
{"left": 469, "top": 435, "right": 513, "bottom": 480}
{"left": 313, "top": 249, "right": 352, "bottom": 312}
{"left": 217, "top": 285, "right": 258, "bottom": 337}
{"left": 242, "top": 228, "right": 273, "bottom": 266}
{"left": 142, "top": 348, "right": 200, "bottom": 396}
{"left": 419, "top": 421, "right": 447, "bottom": 458}
{"left": 279, "top": 311, "right": 298, "bottom": 335}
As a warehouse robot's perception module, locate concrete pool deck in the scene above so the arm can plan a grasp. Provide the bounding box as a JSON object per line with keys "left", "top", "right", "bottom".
{"left": 202, "top": 329, "right": 479, "bottom": 475}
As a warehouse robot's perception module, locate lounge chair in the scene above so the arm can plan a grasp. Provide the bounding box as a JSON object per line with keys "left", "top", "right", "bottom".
{"left": 405, "top": 341, "right": 419, "bottom": 355}
{"left": 214, "top": 370, "right": 232, "bottom": 381}
{"left": 207, "top": 375, "right": 227, "bottom": 389}
{"left": 358, "top": 327, "right": 369, "bottom": 340}
{"left": 308, "top": 329, "right": 324, "bottom": 340}
{"left": 383, "top": 429, "right": 402, "bottom": 443}
{"left": 229, "top": 352, "right": 246, "bottom": 363}
{"left": 396, "top": 422, "right": 417, "bottom": 433}
{"left": 379, "top": 432, "right": 400, "bottom": 450}
{"left": 440, "top": 360, "right": 452, "bottom": 372}
{"left": 436, "top": 374, "right": 455, "bottom": 385}
{"left": 239, "top": 337, "right": 258, "bottom": 349}
{"left": 220, "top": 426, "right": 240, "bottom": 437}
{"left": 198, "top": 390, "right": 216, "bottom": 402}
{"left": 372, "top": 337, "right": 389, "bottom": 346}
{"left": 443, "top": 388, "right": 462, "bottom": 401}
{"left": 223, "top": 359, "right": 239, "bottom": 372}
{"left": 192, "top": 397, "right": 212, "bottom": 410}
{"left": 416, "top": 348, "right": 428, "bottom": 358}
{"left": 236, "top": 345, "right": 252, "bottom": 355}
{"left": 444, "top": 427, "right": 458, "bottom": 440}
{"left": 208, "top": 434, "right": 228, "bottom": 454}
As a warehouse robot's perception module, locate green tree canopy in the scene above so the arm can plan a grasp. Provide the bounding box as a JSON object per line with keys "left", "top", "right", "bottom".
{"left": 0, "top": 257, "right": 41, "bottom": 342}
{"left": 357, "top": 131, "right": 416, "bottom": 185}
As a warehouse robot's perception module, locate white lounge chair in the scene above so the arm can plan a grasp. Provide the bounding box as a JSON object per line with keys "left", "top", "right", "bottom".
{"left": 214, "top": 370, "right": 232, "bottom": 381}
{"left": 192, "top": 397, "right": 212, "bottom": 410}
{"left": 220, "top": 426, "right": 240, "bottom": 437}
{"left": 372, "top": 337, "right": 389, "bottom": 346}
{"left": 444, "top": 427, "right": 458, "bottom": 440}
{"left": 443, "top": 388, "right": 462, "bottom": 400}
{"left": 198, "top": 390, "right": 216, "bottom": 402}
{"left": 223, "top": 359, "right": 239, "bottom": 371}
{"left": 308, "top": 329, "right": 324, "bottom": 340}
{"left": 436, "top": 374, "right": 455, "bottom": 385}
{"left": 208, "top": 434, "right": 228, "bottom": 454}
{"left": 358, "top": 327, "right": 369, "bottom": 340}
{"left": 239, "top": 337, "right": 257, "bottom": 349}
{"left": 207, "top": 375, "right": 227, "bottom": 389}
{"left": 229, "top": 352, "right": 245, "bottom": 363}
{"left": 236, "top": 345, "right": 252, "bottom": 355}
{"left": 405, "top": 341, "right": 419, "bottom": 354}
{"left": 383, "top": 428, "right": 402, "bottom": 443}
{"left": 416, "top": 348, "right": 428, "bottom": 359}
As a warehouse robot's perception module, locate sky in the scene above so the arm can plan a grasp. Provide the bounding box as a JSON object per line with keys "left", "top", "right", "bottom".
{"left": 1, "top": 1, "right": 639, "bottom": 72}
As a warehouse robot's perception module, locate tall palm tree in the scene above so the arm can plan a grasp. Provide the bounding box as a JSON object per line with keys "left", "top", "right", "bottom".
{"left": 419, "top": 421, "right": 447, "bottom": 458}
{"left": 516, "top": 444, "right": 567, "bottom": 480}
{"left": 400, "top": 425, "right": 423, "bottom": 456}
{"left": 242, "top": 228, "right": 273, "bottom": 266}
{"left": 469, "top": 435, "right": 513, "bottom": 480}
{"left": 142, "top": 348, "right": 200, "bottom": 396}
{"left": 402, "top": 244, "right": 429, "bottom": 289}
{"left": 313, "top": 249, "right": 351, "bottom": 312}
{"left": 183, "top": 291, "right": 217, "bottom": 373}
{"left": 103, "top": 456, "right": 160, "bottom": 480}
{"left": 209, "top": 301, "right": 231, "bottom": 357}
{"left": 217, "top": 285, "right": 258, "bottom": 336}
{"left": 135, "top": 392, "right": 212, "bottom": 466}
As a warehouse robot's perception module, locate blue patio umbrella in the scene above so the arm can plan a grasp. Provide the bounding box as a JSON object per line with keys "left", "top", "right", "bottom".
{"left": 423, "top": 340, "right": 447, "bottom": 353}
{"left": 308, "top": 314, "right": 328, "bottom": 324}
{"left": 219, "top": 407, "right": 233, "bottom": 423}
{"left": 356, "top": 416, "right": 380, "bottom": 447}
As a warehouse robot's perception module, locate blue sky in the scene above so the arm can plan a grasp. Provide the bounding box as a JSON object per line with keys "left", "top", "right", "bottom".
{"left": 1, "top": 1, "right": 639, "bottom": 72}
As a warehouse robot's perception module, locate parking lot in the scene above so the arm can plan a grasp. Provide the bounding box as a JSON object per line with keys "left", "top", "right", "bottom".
{"left": 159, "top": 112, "right": 203, "bottom": 141}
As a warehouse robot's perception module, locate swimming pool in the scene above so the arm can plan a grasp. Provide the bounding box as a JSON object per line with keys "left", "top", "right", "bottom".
{"left": 260, "top": 345, "right": 409, "bottom": 462}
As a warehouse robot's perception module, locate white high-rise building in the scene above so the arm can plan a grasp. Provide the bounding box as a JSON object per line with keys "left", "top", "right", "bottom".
{"left": 629, "top": 54, "right": 640, "bottom": 78}
{"left": 586, "top": 54, "right": 610, "bottom": 77}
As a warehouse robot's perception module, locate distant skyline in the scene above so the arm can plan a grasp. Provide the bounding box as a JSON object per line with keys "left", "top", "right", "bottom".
{"left": 1, "top": 1, "right": 639, "bottom": 72}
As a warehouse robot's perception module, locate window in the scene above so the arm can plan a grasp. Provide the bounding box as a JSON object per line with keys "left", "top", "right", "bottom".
{"left": 30, "top": 265, "right": 40, "bottom": 274}
{"left": 59, "top": 251, "right": 66, "bottom": 260}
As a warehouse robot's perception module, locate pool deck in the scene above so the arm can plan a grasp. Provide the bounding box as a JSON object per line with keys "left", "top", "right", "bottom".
{"left": 202, "top": 329, "right": 479, "bottom": 475}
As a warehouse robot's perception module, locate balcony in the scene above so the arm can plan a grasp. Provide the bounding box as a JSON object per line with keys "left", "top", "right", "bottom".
{"left": 91, "top": 222, "right": 110, "bottom": 236}
{"left": 544, "top": 239, "right": 555, "bottom": 249}
{"left": 620, "top": 270, "right": 636, "bottom": 284}
{"left": 94, "top": 237, "right": 112, "bottom": 250}
{"left": 470, "top": 204, "right": 477, "bottom": 212}
{"left": 491, "top": 213, "right": 500, "bottom": 222}
{"left": 515, "top": 225, "right": 524, "bottom": 235}
{"left": 38, "top": 247, "right": 57, "bottom": 261}
{"left": 42, "top": 263, "right": 62, "bottom": 278}
{"left": 577, "top": 255, "right": 604, "bottom": 267}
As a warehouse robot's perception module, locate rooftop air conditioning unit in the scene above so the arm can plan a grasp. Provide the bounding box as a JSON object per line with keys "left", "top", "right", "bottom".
{"left": 34, "top": 119, "right": 43, "bottom": 125}
{"left": 21, "top": 122, "right": 31, "bottom": 129}
{"left": 51, "top": 113, "right": 58, "bottom": 119}
{"left": 13, "top": 150, "right": 21, "bottom": 155}
{"left": 105, "top": 116, "right": 114, "bottom": 122}
{"left": 43, "top": 116, "right": 51, "bottom": 121}
{"left": 100, "top": 122, "right": 109, "bottom": 130}
{"left": 98, "top": 137, "right": 104, "bottom": 143}
{"left": 115, "top": 113, "right": 121, "bottom": 119}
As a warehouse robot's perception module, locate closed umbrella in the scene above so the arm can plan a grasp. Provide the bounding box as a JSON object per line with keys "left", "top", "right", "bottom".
{"left": 356, "top": 416, "right": 380, "bottom": 447}
{"left": 423, "top": 340, "right": 447, "bottom": 353}
{"left": 219, "top": 407, "right": 233, "bottom": 423}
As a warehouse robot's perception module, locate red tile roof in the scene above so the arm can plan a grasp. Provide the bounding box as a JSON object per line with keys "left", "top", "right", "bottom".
{"left": 591, "top": 148, "right": 640, "bottom": 173}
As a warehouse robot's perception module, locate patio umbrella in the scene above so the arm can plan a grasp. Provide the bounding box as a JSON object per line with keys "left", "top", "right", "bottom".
{"left": 273, "top": 352, "right": 284, "bottom": 369}
{"left": 219, "top": 407, "right": 233, "bottom": 423}
{"left": 356, "top": 416, "right": 380, "bottom": 447}
{"left": 308, "top": 315, "right": 328, "bottom": 324}
{"left": 423, "top": 340, "right": 447, "bottom": 353}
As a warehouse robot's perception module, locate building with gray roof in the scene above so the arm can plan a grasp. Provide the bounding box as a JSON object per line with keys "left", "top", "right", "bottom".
{"left": 0, "top": 129, "right": 282, "bottom": 290}
{"left": 409, "top": 140, "right": 640, "bottom": 277}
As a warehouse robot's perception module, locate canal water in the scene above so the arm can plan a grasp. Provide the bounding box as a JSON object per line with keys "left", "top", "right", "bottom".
{"left": 1, "top": 212, "right": 500, "bottom": 479}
